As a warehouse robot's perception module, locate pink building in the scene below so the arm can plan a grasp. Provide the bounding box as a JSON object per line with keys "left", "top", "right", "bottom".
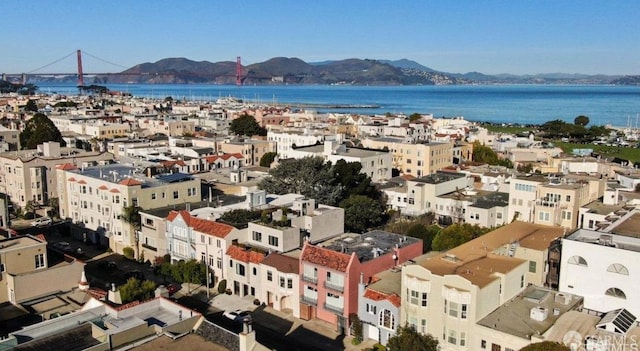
{"left": 299, "top": 230, "right": 422, "bottom": 333}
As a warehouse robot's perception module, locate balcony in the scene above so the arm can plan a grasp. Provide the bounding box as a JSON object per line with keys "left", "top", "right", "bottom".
{"left": 324, "top": 280, "right": 344, "bottom": 293}
{"left": 302, "top": 275, "right": 318, "bottom": 284}
{"left": 301, "top": 295, "right": 318, "bottom": 305}
{"left": 141, "top": 243, "right": 157, "bottom": 252}
{"left": 324, "top": 302, "right": 344, "bottom": 315}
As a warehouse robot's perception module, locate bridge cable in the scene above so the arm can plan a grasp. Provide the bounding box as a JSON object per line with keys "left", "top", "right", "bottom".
{"left": 81, "top": 51, "right": 129, "bottom": 70}
{"left": 26, "top": 50, "right": 77, "bottom": 74}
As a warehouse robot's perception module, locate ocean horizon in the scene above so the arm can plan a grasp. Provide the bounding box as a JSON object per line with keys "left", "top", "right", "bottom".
{"left": 35, "top": 83, "right": 640, "bottom": 128}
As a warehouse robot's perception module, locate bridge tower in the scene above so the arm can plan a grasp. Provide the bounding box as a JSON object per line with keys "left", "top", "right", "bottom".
{"left": 76, "top": 50, "right": 85, "bottom": 87}
{"left": 1, "top": 73, "right": 6, "bottom": 82}
{"left": 236, "top": 56, "right": 242, "bottom": 86}
{"left": 21, "top": 73, "right": 26, "bottom": 85}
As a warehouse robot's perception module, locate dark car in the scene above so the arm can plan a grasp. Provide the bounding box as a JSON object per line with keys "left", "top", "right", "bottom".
{"left": 223, "top": 309, "right": 251, "bottom": 323}
{"left": 125, "top": 270, "right": 144, "bottom": 281}
{"left": 98, "top": 260, "right": 117, "bottom": 270}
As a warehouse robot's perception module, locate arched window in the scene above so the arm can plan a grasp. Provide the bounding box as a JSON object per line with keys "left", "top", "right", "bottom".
{"left": 379, "top": 309, "right": 395, "bottom": 330}
{"left": 605, "top": 288, "right": 626, "bottom": 299}
{"left": 568, "top": 255, "right": 588, "bottom": 267}
{"left": 607, "top": 263, "right": 629, "bottom": 275}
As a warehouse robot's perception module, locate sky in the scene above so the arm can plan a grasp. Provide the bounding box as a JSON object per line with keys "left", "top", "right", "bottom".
{"left": 1, "top": 0, "right": 639, "bottom": 75}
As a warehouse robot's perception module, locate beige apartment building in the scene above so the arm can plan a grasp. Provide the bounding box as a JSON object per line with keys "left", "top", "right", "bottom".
{"left": 0, "top": 125, "right": 20, "bottom": 151}
{"left": 219, "top": 137, "right": 276, "bottom": 167}
{"left": 0, "top": 141, "right": 115, "bottom": 207}
{"left": 362, "top": 137, "right": 453, "bottom": 177}
{"left": 56, "top": 163, "right": 201, "bottom": 255}
{"left": 400, "top": 222, "right": 563, "bottom": 351}
{"left": 533, "top": 177, "right": 603, "bottom": 230}
{"left": 0, "top": 234, "right": 84, "bottom": 304}
{"left": 137, "top": 118, "right": 195, "bottom": 137}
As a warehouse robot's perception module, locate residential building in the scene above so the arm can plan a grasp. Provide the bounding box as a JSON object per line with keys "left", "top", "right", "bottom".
{"left": 299, "top": 231, "right": 423, "bottom": 333}
{"left": 0, "top": 125, "right": 20, "bottom": 151}
{"left": 0, "top": 141, "right": 115, "bottom": 207}
{"left": 267, "top": 130, "right": 343, "bottom": 160}
{"left": 400, "top": 221, "right": 563, "bottom": 351}
{"left": 260, "top": 253, "right": 300, "bottom": 317}
{"left": 507, "top": 174, "right": 547, "bottom": 223}
{"left": 218, "top": 137, "right": 276, "bottom": 167}
{"left": 559, "top": 212, "right": 640, "bottom": 316}
{"left": 165, "top": 210, "right": 243, "bottom": 287}
{"left": 0, "top": 234, "right": 84, "bottom": 304}
{"left": 361, "top": 137, "right": 453, "bottom": 177}
{"left": 402, "top": 171, "right": 471, "bottom": 217}
{"left": 533, "top": 178, "right": 596, "bottom": 229}
{"left": 137, "top": 118, "right": 195, "bottom": 136}
{"left": 474, "top": 286, "right": 583, "bottom": 351}
{"left": 226, "top": 245, "right": 266, "bottom": 297}
{"left": 56, "top": 164, "right": 200, "bottom": 254}
{"left": 288, "top": 141, "right": 392, "bottom": 183}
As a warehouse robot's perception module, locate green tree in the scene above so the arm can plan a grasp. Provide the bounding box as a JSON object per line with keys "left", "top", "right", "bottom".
{"left": 219, "top": 209, "right": 262, "bottom": 228}
{"left": 340, "top": 195, "right": 387, "bottom": 233}
{"left": 24, "top": 200, "right": 38, "bottom": 219}
{"left": 230, "top": 114, "right": 267, "bottom": 136}
{"left": 46, "top": 197, "right": 59, "bottom": 219}
{"left": 123, "top": 247, "right": 135, "bottom": 260}
{"left": 169, "top": 259, "right": 207, "bottom": 284}
{"left": 406, "top": 223, "right": 440, "bottom": 252}
{"left": 517, "top": 163, "right": 534, "bottom": 173}
{"left": 408, "top": 113, "right": 422, "bottom": 122}
{"left": 24, "top": 99, "right": 38, "bottom": 112}
{"left": 387, "top": 326, "right": 439, "bottom": 351}
{"left": 19, "top": 113, "right": 65, "bottom": 149}
{"left": 519, "top": 341, "right": 571, "bottom": 351}
{"left": 259, "top": 157, "right": 342, "bottom": 206}
{"left": 431, "top": 223, "right": 490, "bottom": 251}
{"left": 119, "top": 278, "right": 157, "bottom": 304}
{"left": 574, "top": 115, "right": 590, "bottom": 126}
{"left": 331, "top": 159, "right": 381, "bottom": 201}
{"left": 121, "top": 205, "right": 142, "bottom": 232}
{"left": 350, "top": 313, "right": 363, "bottom": 344}
{"left": 472, "top": 141, "right": 513, "bottom": 168}
{"left": 259, "top": 152, "right": 277, "bottom": 167}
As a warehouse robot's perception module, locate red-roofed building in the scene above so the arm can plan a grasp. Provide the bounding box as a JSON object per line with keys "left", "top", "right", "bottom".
{"left": 299, "top": 231, "right": 423, "bottom": 333}
{"left": 218, "top": 137, "right": 276, "bottom": 167}
{"left": 357, "top": 266, "right": 405, "bottom": 344}
{"left": 260, "top": 253, "right": 301, "bottom": 316}
{"left": 225, "top": 245, "right": 266, "bottom": 297}
{"left": 165, "top": 210, "right": 243, "bottom": 289}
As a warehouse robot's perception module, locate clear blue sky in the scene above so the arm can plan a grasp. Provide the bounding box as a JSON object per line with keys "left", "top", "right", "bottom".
{"left": 1, "top": 0, "right": 638, "bottom": 75}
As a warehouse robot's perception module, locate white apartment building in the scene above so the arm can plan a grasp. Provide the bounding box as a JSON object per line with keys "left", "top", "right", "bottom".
{"left": 267, "top": 130, "right": 343, "bottom": 159}
{"left": 559, "top": 212, "right": 640, "bottom": 317}
{"left": 361, "top": 137, "right": 453, "bottom": 177}
{"left": 56, "top": 164, "right": 200, "bottom": 255}
{"left": 402, "top": 172, "right": 471, "bottom": 217}
{"left": 259, "top": 253, "right": 300, "bottom": 317}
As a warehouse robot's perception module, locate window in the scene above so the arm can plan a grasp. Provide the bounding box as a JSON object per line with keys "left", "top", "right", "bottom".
{"left": 566, "top": 195, "right": 571, "bottom": 202}
{"left": 151, "top": 193, "right": 156, "bottom": 200}
{"left": 408, "top": 289, "right": 426, "bottom": 306}
{"left": 481, "top": 340, "right": 487, "bottom": 349}
{"left": 568, "top": 255, "right": 588, "bottom": 266}
{"left": 280, "top": 277, "right": 285, "bottom": 288}
{"left": 229, "top": 259, "right": 233, "bottom": 268}
{"left": 448, "top": 301, "right": 459, "bottom": 317}
{"left": 607, "top": 263, "right": 629, "bottom": 275}
{"left": 287, "top": 278, "right": 292, "bottom": 289}
{"left": 420, "top": 319, "right": 427, "bottom": 334}
{"left": 379, "top": 309, "right": 395, "bottom": 330}
{"left": 521, "top": 274, "right": 525, "bottom": 288}
{"left": 173, "top": 191, "right": 179, "bottom": 199}
{"left": 366, "top": 303, "right": 377, "bottom": 315}
{"left": 538, "top": 211, "right": 550, "bottom": 221}
{"left": 35, "top": 253, "right": 45, "bottom": 269}
{"left": 460, "top": 332, "right": 466, "bottom": 347}
{"left": 236, "top": 264, "right": 245, "bottom": 276}
{"left": 605, "top": 287, "right": 626, "bottom": 299}
{"left": 497, "top": 212, "right": 503, "bottom": 219}
{"left": 252, "top": 231, "right": 262, "bottom": 242}
{"left": 268, "top": 235, "right": 279, "bottom": 247}
{"left": 267, "top": 271, "right": 273, "bottom": 281}
{"left": 529, "top": 261, "right": 537, "bottom": 273}
{"left": 252, "top": 267, "right": 257, "bottom": 275}
{"left": 447, "top": 329, "right": 457, "bottom": 345}
{"left": 461, "top": 304, "right": 468, "bottom": 319}
{"left": 217, "top": 258, "right": 222, "bottom": 269}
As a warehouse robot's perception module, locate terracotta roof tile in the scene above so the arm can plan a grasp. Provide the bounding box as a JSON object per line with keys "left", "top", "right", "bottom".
{"left": 68, "top": 177, "right": 77, "bottom": 182}
{"left": 98, "top": 185, "right": 109, "bottom": 190}
{"left": 77, "top": 180, "right": 87, "bottom": 184}
{"left": 109, "top": 188, "right": 120, "bottom": 193}
{"left": 301, "top": 243, "right": 352, "bottom": 272}
{"left": 167, "top": 210, "right": 235, "bottom": 238}
{"left": 363, "top": 288, "right": 401, "bottom": 308}
{"left": 119, "top": 178, "right": 142, "bottom": 186}
{"left": 56, "top": 163, "right": 77, "bottom": 170}
{"left": 226, "top": 245, "right": 266, "bottom": 264}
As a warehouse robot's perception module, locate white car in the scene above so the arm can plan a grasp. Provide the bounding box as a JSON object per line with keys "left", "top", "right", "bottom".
{"left": 31, "top": 217, "right": 52, "bottom": 227}
{"left": 222, "top": 309, "right": 251, "bottom": 323}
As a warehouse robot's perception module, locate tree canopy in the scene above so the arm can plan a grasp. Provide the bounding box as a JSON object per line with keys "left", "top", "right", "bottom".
{"left": 408, "top": 113, "right": 422, "bottom": 122}
{"left": 520, "top": 341, "right": 571, "bottom": 351}
{"left": 472, "top": 141, "right": 513, "bottom": 168}
{"left": 119, "top": 278, "right": 156, "bottom": 304}
{"left": 340, "top": 195, "right": 387, "bottom": 233}
{"left": 259, "top": 151, "right": 277, "bottom": 167}
{"left": 574, "top": 115, "right": 590, "bottom": 126}
{"left": 387, "top": 326, "right": 439, "bottom": 351}
{"left": 19, "top": 113, "right": 65, "bottom": 149}
{"left": 431, "top": 223, "right": 491, "bottom": 251}
{"left": 218, "top": 209, "right": 262, "bottom": 228}
{"left": 230, "top": 113, "right": 267, "bottom": 136}
{"left": 24, "top": 99, "right": 38, "bottom": 112}
{"left": 406, "top": 223, "right": 440, "bottom": 252}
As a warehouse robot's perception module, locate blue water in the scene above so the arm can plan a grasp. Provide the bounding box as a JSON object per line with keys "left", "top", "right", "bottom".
{"left": 36, "top": 83, "right": 640, "bottom": 127}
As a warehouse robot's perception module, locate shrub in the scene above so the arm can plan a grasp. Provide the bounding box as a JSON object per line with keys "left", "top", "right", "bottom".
{"left": 123, "top": 247, "right": 135, "bottom": 260}
{"left": 217, "top": 279, "right": 227, "bottom": 294}
{"left": 350, "top": 313, "right": 363, "bottom": 343}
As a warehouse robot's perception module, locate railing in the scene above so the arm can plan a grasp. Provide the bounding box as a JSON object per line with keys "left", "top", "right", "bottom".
{"left": 324, "top": 302, "right": 344, "bottom": 315}
{"left": 141, "top": 243, "right": 157, "bottom": 252}
{"left": 302, "top": 275, "right": 318, "bottom": 284}
{"left": 301, "top": 295, "right": 318, "bottom": 305}
{"left": 324, "top": 280, "right": 344, "bottom": 292}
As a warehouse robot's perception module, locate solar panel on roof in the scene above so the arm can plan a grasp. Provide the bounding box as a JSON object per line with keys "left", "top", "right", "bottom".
{"left": 597, "top": 308, "right": 637, "bottom": 334}
{"left": 155, "top": 173, "right": 193, "bottom": 183}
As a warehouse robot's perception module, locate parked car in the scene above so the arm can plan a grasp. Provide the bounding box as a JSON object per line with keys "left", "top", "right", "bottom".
{"left": 98, "top": 260, "right": 117, "bottom": 270}
{"left": 52, "top": 241, "right": 72, "bottom": 253}
{"left": 223, "top": 309, "right": 251, "bottom": 323}
{"left": 31, "top": 217, "right": 52, "bottom": 227}
{"left": 124, "top": 270, "right": 144, "bottom": 281}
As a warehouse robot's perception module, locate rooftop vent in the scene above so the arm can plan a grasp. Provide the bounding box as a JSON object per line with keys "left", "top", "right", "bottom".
{"left": 555, "top": 293, "right": 571, "bottom": 305}
{"left": 530, "top": 306, "right": 548, "bottom": 322}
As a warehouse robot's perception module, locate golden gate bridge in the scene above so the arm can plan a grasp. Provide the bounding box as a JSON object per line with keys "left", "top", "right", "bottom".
{"left": 2, "top": 50, "right": 244, "bottom": 86}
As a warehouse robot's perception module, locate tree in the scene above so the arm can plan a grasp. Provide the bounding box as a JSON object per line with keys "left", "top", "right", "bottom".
{"left": 119, "top": 278, "right": 157, "bottom": 304}
{"left": 259, "top": 152, "right": 277, "bottom": 167}
{"left": 350, "top": 314, "right": 363, "bottom": 344}
{"left": 259, "top": 157, "right": 342, "bottom": 206}
{"left": 517, "top": 163, "right": 534, "bottom": 173}
{"left": 408, "top": 113, "right": 422, "bottom": 122}
{"left": 406, "top": 223, "right": 440, "bottom": 252}
{"left": 574, "top": 115, "right": 590, "bottom": 126}
{"left": 331, "top": 159, "right": 381, "bottom": 201}
{"left": 520, "top": 341, "right": 570, "bottom": 351}
{"left": 218, "top": 209, "right": 262, "bottom": 228}
{"left": 24, "top": 99, "right": 38, "bottom": 112}
{"left": 46, "top": 197, "right": 59, "bottom": 219}
{"left": 431, "top": 223, "right": 491, "bottom": 251}
{"left": 24, "top": 200, "right": 38, "bottom": 219}
{"left": 229, "top": 114, "right": 267, "bottom": 136}
{"left": 387, "top": 326, "right": 439, "bottom": 351}
{"left": 121, "top": 205, "right": 142, "bottom": 232}
{"left": 168, "top": 259, "right": 207, "bottom": 284}
{"left": 19, "top": 113, "right": 65, "bottom": 149}
{"left": 340, "top": 195, "right": 387, "bottom": 233}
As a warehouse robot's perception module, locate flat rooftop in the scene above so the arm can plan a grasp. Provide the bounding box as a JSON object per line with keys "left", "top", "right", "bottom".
{"left": 69, "top": 163, "right": 195, "bottom": 188}
{"left": 477, "top": 286, "right": 583, "bottom": 339}
{"left": 583, "top": 199, "right": 626, "bottom": 215}
{"left": 566, "top": 227, "right": 640, "bottom": 252}
{"left": 411, "top": 171, "right": 466, "bottom": 185}
{"left": 320, "top": 230, "right": 421, "bottom": 263}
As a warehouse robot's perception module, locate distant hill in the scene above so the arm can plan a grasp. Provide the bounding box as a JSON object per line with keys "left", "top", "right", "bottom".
{"left": 26, "top": 56, "right": 625, "bottom": 86}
